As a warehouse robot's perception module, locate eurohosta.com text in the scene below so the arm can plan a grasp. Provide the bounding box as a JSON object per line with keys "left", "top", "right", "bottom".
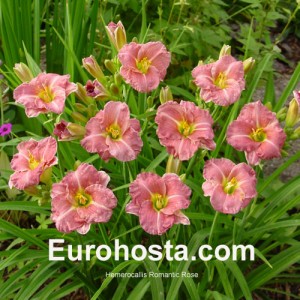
{"left": 49, "top": 239, "right": 255, "bottom": 262}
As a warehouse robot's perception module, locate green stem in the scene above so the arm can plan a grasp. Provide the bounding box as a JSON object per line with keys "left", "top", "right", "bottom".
{"left": 208, "top": 212, "right": 219, "bottom": 246}
{"left": 275, "top": 6, "right": 299, "bottom": 44}
{"left": 77, "top": 233, "right": 95, "bottom": 293}
{"left": 235, "top": 204, "right": 251, "bottom": 244}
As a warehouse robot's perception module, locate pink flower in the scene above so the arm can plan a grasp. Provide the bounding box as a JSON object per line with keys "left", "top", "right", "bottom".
{"left": 227, "top": 101, "right": 286, "bottom": 165}
{"left": 81, "top": 101, "right": 143, "bottom": 162}
{"left": 155, "top": 100, "right": 215, "bottom": 161}
{"left": 202, "top": 158, "right": 257, "bottom": 214}
{"left": 51, "top": 163, "right": 117, "bottom": 234}
{"left": 126, "top": 172, "right": 191, "bottom": 235}
{"left": 192, "top": 55, "right": 245, "bottom": 106}
{"left": 0, "top": 123, "right": 12, "bottom": 136}
{"left": 9, "top": 137, "right": 58, "bottom": 190}
{"left": 14, "top": 73, "right": 77, "bottom": 117}
{"left": 118, "top": 42, "right": 171, "bottom": 93}
{"left": 85, "top": 79, "right": 109, "bottom": 100}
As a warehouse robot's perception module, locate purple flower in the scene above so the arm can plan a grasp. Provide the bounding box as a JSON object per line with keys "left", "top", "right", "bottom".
{"left": 0, "top": 123, "right": 12, "bottom": 136}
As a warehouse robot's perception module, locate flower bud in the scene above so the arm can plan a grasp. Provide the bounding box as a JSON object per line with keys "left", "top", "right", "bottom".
{"left": 276, "top": 107, "right": 287, "bottom": 121}
{"left": 75, "top": 103, "right": 87, "bottom": 113}
{"left": 285, "top": 98, "right": 299, "bottom": 127}
{"left": 87, "top": 104, "right": 98, "bottom": 118}
{"left": 74, "top": 160, "right": 81, "bottom": 171}
{"left": 166, "top": 155, "right": 182, "bottom": 174}
{"left": 13, "top": 63, "right": 34, "bottom": 82}
{"left": 159, "top": 86, "right": 173, "bottom": 104}
{"left": 179, "top": 174, "right": 186, "bottom": 182}
{"left": 110, "top": 83, "right": 120, "bottom": 96}
{"left": 40, "top": 167, "right": 53, "bottom": 185}
{"left": 290, "top": 126, "right": 300, "bottom": 140}
{"left": 75, "top": 83, "right": 93, "bottom": 105}
{"left": 104, "top": 59, "right": 117, "bottom": 74}
{"left": 265, "top": 102, "right": 272, "bottom": 111}
{"left": 67, "top": 123, "right": 86, "bottom": 137}
{"left": 293, "top": 90, "right": 300, "bottom": 103}
{"left": 24, "top": 185, "right": 40, "bottom": 196}
{"left": 82, "top": 56, "right": 105, "bottom": 83}
{"left": 54, "top": 120, "right": 85, "bottom": 141}
{"left": 105, "top": 21, "right": 127, "bottom": 51}
{"left": 243, "top": 57, "right": 255, "bottom": 74}
{"left": 219, "top": 45, "right": 231, "bottom": 59}
{"left": 114, "top": 73, "right": 123, "bottom": 86}
{"left": 71, "top": 112, "right": 88, "bottom": 123}
{"left": 147, "top": 96, "right": 154, "bottom": 108}
{"left": 132, "top": 37, "right": 139, "bottom": 43}
{"left": 85, "top": 79, "right": 110, "bottom": 101}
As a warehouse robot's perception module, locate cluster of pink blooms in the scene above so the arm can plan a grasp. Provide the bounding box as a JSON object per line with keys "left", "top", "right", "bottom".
{"left": 9, "top": 21, "right": 289, "bottom": 235}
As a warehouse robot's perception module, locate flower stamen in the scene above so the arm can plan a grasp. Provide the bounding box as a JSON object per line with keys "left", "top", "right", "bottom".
{"left": 38, "top": 86, "right": 55, "bottom": 103}
{"left": 214, "top": 72, "right": 227, "bottom": 89}
{"left": 223, "top": 177, "right": 238, "bottom": 194}
{"left": 136, "top": 57, "right": 151, "bottom": 74}
{"left": 250, "top": 128, "right": 266, "bottom": 142}
{"left": 74, "top": 190, "right": 92, "bottom": 207}
{"left": 28, "top": 152, "right": 40, "bottom": 170}
{"left": 178, "top": 120, "right": 194, "bottom": 137}
{"left": 151, "top": 193, "right": 168, "bottom": 211}
{"left": 106, "top": 124, "right": 121, "bottom": 140}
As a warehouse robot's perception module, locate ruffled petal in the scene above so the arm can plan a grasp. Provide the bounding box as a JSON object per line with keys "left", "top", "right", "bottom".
{"left": 139, "top": 200, "right": 175, "bottom": 235}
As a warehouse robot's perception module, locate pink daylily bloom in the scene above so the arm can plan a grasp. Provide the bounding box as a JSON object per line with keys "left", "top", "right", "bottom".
{"left": 85, "top": 79, "right": 110, "bottom": 100}
{"left": 192, "top": 55, "right": 245, "bottom": 106}
{"left": 51, "top": 163, "right": 117, "bottom": 234}
{"left": 9, "top": 137, "right": 58, "bottom": 190}
{"left": 118, "top": 42, "right": 171, "bottom": 93}
{"left": 126, "top": 172, "right": 191, "bottom": 235}
{"left": 155, "top": 100, "right": 215, "bottom": 161}
{"left": 202, "top": 158, "right": 257, "bottom": 214}
{"left": 81, "top": 101, "right": 143, "bottom": 162}
{"left": 227, "top": 101, "right": 286, "bottom": 165}
{"left": 14, "top": 73, "right": 77, "bottom": 117}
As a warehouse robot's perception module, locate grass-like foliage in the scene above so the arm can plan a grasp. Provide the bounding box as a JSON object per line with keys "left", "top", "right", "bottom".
{"left": 0, "top": 1, "right": 300, "bottom": 299}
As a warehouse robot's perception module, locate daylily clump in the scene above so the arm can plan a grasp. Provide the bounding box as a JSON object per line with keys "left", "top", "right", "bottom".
{"left": 227, "top": 101, "right": 286, "bottom": 165}
{"left": 14, "top": 73, "right": 77, "bottom": 117}
{"left": 118, "top": 41, "right": 171, "bottom": 93}
{"left": 126, "top": 172, "right": 191, "bottom": 235}
{"left": 202, "top": 158, "right": 257, "bottom": 214}
{"left": 192, "top": 55, "right": 245, "bottom": 106}
{"left": 51, "top": 163, "right": 117, "bottom": 234}
{"left": 9, "top": 137, "right": 58, "bottom": 190}
{"left": 155, "top": 100, "right": 215, "bottom": 160}
{"left": 81, "top": 101, "right": 143, "bottom": 162}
